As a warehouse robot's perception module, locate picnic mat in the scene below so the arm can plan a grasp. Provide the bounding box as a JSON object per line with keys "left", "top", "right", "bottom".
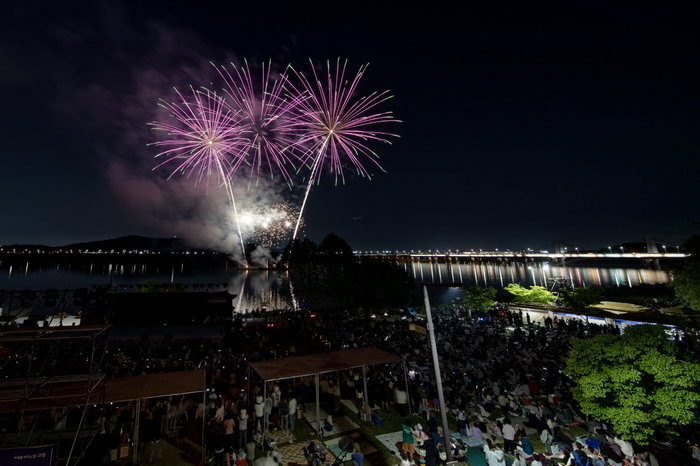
{"left": 377, "top": 431, "right": 489, "bottom": 465}
{"left": 276, "top": 441, "right": 335, "bottom": 466}
{"left": 304, "top": 406, "right": 359, "bottom": 436}
{"left": 254, "top": 429, "right": 296, "bottom": 447}
{"left": 449, "top": 432, "right": 485, "bottom": 447}
{"left": 375, "top": 431, "right": 404, "bottom": 461}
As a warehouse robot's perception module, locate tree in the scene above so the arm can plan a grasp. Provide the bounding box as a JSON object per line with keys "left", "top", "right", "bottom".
{"left": 668, "top": 227, "right": 700, "bottom": 313}
{"left": 566, "top": 324, "right": 700, "bottom": 444}
{"left": 559, "top": 286, "right": 605, "bottom": 313}
{"left": 503, "top": 284, "right": 555, "bottom": 304}
{"left": 280, "top": 234, "right": 415, "bottom": 312}
{"left": 461, "top": 285, "right": 497, "bottom": 312}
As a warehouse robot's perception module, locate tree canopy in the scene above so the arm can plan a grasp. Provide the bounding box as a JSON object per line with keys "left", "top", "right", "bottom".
{"left": 559, "top": 286, "right": 605, "bottom": 313}
{"left": 461, "top": 285, "right": 497, "bottom": 312}
{"left": 566, "top": 324, "right": 700, "bottom": 444}
{"left": 503, "top": 284, "right": 555, "bottom": 304}
{"left": 281, "top": 234, "right": 415, "bottom": 312}
{"left": 668, "top": 227, "right": 700, "bottom": 313}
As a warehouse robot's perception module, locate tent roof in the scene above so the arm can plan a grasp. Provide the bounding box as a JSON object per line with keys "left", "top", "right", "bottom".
{"left": 249, "top": 347, "right": 402, "bottom": 381}
{"left": 99, "top": 369, "right": 206, "bottom": 403}
{"left": 0, "top": 369, "right": 205, "bottom": 412}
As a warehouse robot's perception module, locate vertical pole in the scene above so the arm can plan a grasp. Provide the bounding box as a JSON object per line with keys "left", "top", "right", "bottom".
{"left": 315, "top": 373, "right": 321, "bottom": 438}
{"left": 403, "top": 361, "right": 412, "bottom": 416}
{"left": 132, "top": 399, "right": 141, "bottom": 466}
{"left": 202, "top": 391, "right": 206, "bottom": 465}
{"left": 362, "top": 365, "right": 369, "bottom": 414}
{"left": 262, "top": 383, "right": 267, "bottom": 453}
{"left": 423, "top": 284, "right": 453, "bottom": 463}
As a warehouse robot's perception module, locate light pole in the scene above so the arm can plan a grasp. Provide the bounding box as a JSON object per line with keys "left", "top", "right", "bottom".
{"left": 422, "top": 282, "right": 461, "bottom": 463}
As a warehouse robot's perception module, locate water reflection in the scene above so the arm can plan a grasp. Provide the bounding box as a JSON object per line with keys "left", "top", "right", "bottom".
{"left": 0, "top": 259, "right": 670, "bottom": 312}
{"left": 414, "top": 260, "right": 669, "bottom": 290}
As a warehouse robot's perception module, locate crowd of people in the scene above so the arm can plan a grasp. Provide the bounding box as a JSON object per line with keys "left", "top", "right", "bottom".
{"left": 0, "top": 305, "right": 698, "bottom": 465}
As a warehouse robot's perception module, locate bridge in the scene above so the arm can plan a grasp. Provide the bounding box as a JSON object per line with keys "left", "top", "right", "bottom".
{"left": 355, "top": 235, "right": 686, "bottom": 263}
{"left": 355, "top": 250, "right": 686, "bottom": 262}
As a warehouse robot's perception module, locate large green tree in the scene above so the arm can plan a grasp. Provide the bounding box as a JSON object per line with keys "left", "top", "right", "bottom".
{"left": 559, "top": 286, "right": 605, "bottom": 313}
{"left": 566, "top": 324, "right": 700, "bottom": 444}
{"left": 669, "top": 227, "right": 700, "bottom": 312}
{"left": 504, "top": 284, "right": 555, "bottom": 304}
{"left": 281, "top": 234, "right": 414, "bottom": 312}
{"left": 461, "top": 285, "right": 497, "bottom": 312}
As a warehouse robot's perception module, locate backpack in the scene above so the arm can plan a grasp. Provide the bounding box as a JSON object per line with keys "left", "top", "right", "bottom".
{"left": 521, "top": 437, "right": 534, "bottom": 455}
{"left": 574, "top": 450, "right": 591, "bottom": 466}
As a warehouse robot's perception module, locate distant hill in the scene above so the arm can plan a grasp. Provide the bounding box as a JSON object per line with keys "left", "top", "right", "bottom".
{"left": 2, "top": 235, "right": 205, "bottom": 253}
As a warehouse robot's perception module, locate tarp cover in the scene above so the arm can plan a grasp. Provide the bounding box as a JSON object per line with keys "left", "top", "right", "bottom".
{"left": 249, "top": 347, "right": 401, "bottom": 381}
{"left": 0, "top": 369, "right": 205, "bottom": 412}
{"left": 99, "top": 368, "right": 206, "bottom": 403}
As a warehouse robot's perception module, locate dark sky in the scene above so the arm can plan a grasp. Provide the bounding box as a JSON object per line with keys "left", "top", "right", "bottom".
{"left": 1, "top": 1, "right": 698, "bottom": 252}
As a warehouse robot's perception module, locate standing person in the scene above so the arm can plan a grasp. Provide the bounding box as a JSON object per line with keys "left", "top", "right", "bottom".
{"left": 254, "top": 396, "right": 265, "bottom": 434}
{"left": 176, "top": 411, "right": 188, "bottom": 449}
{"left": 327, "top": 377, "right": 336, "bottom": 412}
{"left": 394, "top": 386, "right": 409, "bottom": 417}
{"left": 288, "top": 396, "right": 297, "bottom": 432}
{"left": 540, "top": 427, "right": 553, "bottom": 455}
{"left": 320, "top": 376, "right": 329, "bottom": 411}
{"left": 148, "top": 432, "right": 164, "bottom": 463}
{"left": 223, "top": 412, "right": 235, "bottom": 460}
{"left": 271, "top": 386, "right": 281, "bottom": 425}
{"left": 212, "top": 427, "right": 226, "bottom": 466}
{"left": 483, "top": 439, "right": 506, "bottom": 466}
{"left": 457, "top": 410, "right": 468, "bottom": 438}
{"left": 502, "top": 418, "right": 516, "bottom": 455}
{"left": 237, "top": 409, "right": 249, "bottom": 449}
{"left": 333, "top": 381, "right": 342, "bottom": 413}
{"left": 264, "top": 393, "right": 273, "bottom": 432}
{"left": 279, "top": 398, "right": 289, "bottom": 431}
{"left": 423, "top": 431, "right": 437, "bottom": 466}
{"left": 356, "top": 387, "right": 365, "bottom": 413}
{"left": 401, "top": 421, "right": 415, "bottom": 463}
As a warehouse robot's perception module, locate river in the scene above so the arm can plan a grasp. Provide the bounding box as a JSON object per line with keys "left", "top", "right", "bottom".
{"left": 0, "top": 257, "right": 670, "bottom": 311}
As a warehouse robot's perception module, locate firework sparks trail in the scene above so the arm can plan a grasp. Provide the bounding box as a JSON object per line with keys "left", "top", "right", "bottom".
{"left": 233, "top": 201, "right": 304, "bottom": 248}
{"left": 215, "top": 60, "right": 305, "bottom": 187}
{"left": 286, "top": 58, "right": 400, "bottom": 241}
{"left": 149, "top": 87, "right": 248, "bottom": 257}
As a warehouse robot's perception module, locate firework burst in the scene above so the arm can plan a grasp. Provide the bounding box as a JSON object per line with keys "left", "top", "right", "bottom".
{"left": 215, "top": 60, "right": 304, "bottom": 186}
{"left": 235, "top": 201, "right": 304, "bottom": 247}
{"left": 149, "top": 86, "right": 248, "bottom": 256}
{"left": 286, "top": 58, "right": 400, "bottom": 240}
{"left": 149, "top": 86, "right": 246, "bottom": 187}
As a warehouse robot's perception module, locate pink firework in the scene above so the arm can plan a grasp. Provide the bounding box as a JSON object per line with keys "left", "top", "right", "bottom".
{"left": 149, "top": 86, "right": 246, "bottom": 188}
{"left": 149, "top": 86, "right": 248, "bottom": 256}
{"left": 215, "top": 59, "right": 304, "bottom": 186}
{"left": 288, "top": 58, "right": 400, "bottom": 184}
{"left": 286, "top": 58, "right": 400, "bottom": 240}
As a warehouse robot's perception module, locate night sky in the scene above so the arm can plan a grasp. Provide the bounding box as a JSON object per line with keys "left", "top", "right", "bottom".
{"left": 1, "top": 1, "right": 698, "bottom": 252}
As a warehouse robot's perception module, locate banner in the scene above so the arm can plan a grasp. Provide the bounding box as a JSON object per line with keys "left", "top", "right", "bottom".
{"left": 0, "top": 445, "right": 52, "bottom": 466}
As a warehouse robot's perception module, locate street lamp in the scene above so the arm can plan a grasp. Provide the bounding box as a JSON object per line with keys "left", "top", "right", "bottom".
{"left": 608, "top": 246, "right": 612, "bottom": 254}
{"left": 423, "top": 282, "right": 461, "bottom": 463}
